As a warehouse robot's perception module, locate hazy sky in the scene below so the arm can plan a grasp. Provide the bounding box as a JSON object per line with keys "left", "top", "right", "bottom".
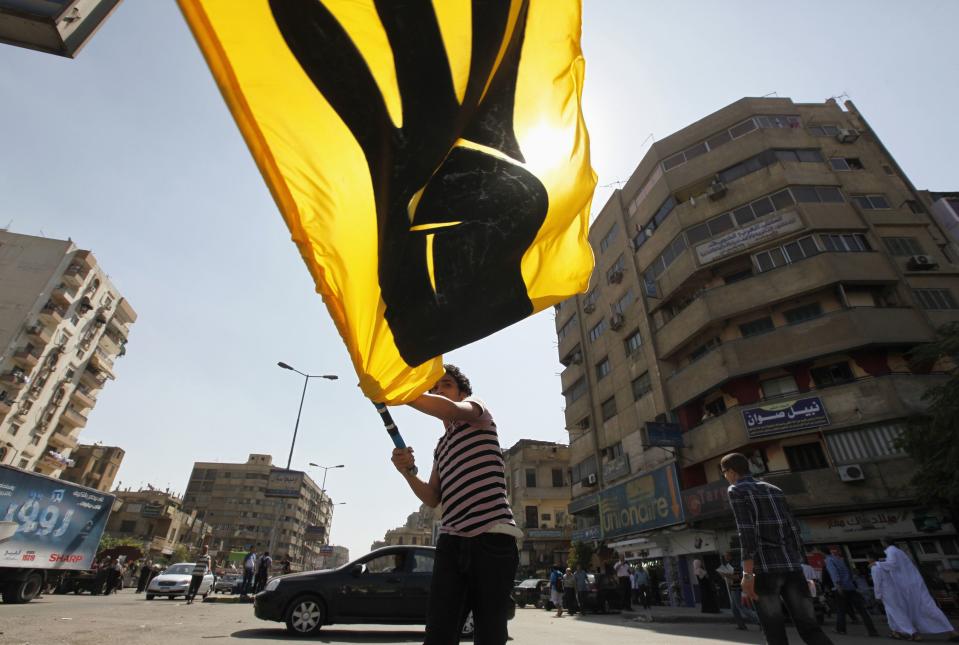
{"left": 2, "top": 1, "right": 957, "bottom": 561}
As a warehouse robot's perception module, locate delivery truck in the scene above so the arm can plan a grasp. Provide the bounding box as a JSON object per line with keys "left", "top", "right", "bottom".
{"left": 0, "top": 464, "right": 115, "bottom": 603}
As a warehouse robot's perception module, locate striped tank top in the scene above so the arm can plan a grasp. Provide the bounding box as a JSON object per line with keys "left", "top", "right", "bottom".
{"left": 433, "top": 397, "right": 517, "bottom": 537}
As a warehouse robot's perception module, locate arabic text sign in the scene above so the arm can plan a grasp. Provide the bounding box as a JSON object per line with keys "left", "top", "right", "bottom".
{"left": 264, "top": 470, "right": 303, "bottom": 498}
{"left": 304, "top": 525, "right": 326, "bottom": 541}
{"left": 644, "top": 422, "right": 684, "bottom": 448}
{"left": 696, "top": 210, "right": 803, "bottom": 265}
{"left": 0, "top": 465, "right": 114, "bottom": 570}
{"left": 599, "top": 463, "right": 684, "bottom": 539}
{"left": 742, "top": 396, "right": 829, "bottom": 438}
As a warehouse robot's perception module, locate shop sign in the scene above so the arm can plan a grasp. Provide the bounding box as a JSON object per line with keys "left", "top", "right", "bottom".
{"left": 643, "top": 422, "right": 683, "bottom": 448}
{"left": 568, "top": 492, "right": 600, "bottom": 515}
{"left": 571, "top": 526, "right": 601, "bottom": 541}
{"left": 603, "top": 454, "right": 630, "bottom": 482}
{"left": 304, "top": 525, "right": 326, "bottom": 540}
{"left": 265, "top": 469, "right": 303, "bottom": 498}
{"left": 599, "top": 463, "right": 684, "bottom": 539}
{"left": 526, "top": 529, "right": 563, "bottom": 539}
{"left": 742, "top": 396, "right": 828, "bottom": 438}
{"left": 681, "top": 479, "right": 731, "bottom": 521}
{"left": 798, "top": 509, "right": 954, "bottom": 542}
{"left": 141, "top": 503, "right": 163, "bottom": 518}
{"left": 696, "top": 210, "right": 803, "bottom": 265}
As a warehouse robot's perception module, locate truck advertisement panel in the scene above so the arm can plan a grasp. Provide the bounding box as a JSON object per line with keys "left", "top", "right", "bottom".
{"left": 0, "top": 465, "right": 114, "bottom": 571}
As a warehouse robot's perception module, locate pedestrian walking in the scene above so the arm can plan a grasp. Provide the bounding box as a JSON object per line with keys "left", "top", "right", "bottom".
{"left": 548, "top": 565, "right": 565, "bottom": 617}
{"left": 562, "top": 567, "right": 578, "bottom": 615}
{"left": 694, "top": 559, "right": 720, "bottom": 613}
{"left": 722, "top": 452, "right": 833, "bottom": 645}
{"left": 870, "top": 546, "right": 959, "bottom": 641}
{"left": 825, "top": 545, "right": 878, "bottom": 637}
{"left": 187, "top": 544, "right": 212, "bottom": 604}
{"left": 240, "top": 549, "right": 256, "bottom": 598}
{"left": 717, "top": 551, "right": 759, "bottom": 630}
{"left": 573, "top": 564, "right": 589, "bottom": 613}
{"left": 391, "top": 365, "right": 520, "bottom": 645}
{"left": 615, "top": 555, "right": 632, "bottom": 610}
{"left": 136, "top": 559, "right": 152, "bottom": 593}
{"left": 632, "top": 564, "right": 651, "bottom": 610}
{"left": 254, "top": 551, "right": 272, "bottom": 593}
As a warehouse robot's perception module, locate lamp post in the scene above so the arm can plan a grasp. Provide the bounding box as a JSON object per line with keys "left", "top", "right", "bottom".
{"left": 308, "top": 462, "right": 345, "bottom": 493}
{"left": 270, "top": 362, "right": 337, "bottom": 556}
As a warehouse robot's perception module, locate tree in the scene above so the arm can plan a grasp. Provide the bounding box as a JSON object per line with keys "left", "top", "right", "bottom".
{"left": 567, "top": 540, "right": 595, "bottom": 571}
{"left": 170, "top": 544, "right": 191, "bottom": 564}
{"left": 97, "top": 533, "right": 145, "bottom": 553}
{"left": 899, "top": 322, "right": 959, "bottom": 513}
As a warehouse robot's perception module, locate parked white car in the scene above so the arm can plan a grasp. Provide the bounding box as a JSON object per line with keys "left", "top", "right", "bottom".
{"left": 146, "top": 563, "right": 214, "bottom": 600}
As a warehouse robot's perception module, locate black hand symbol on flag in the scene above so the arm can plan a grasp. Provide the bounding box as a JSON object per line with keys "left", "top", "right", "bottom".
{"left": 270, "top": 0, "right": 549, "bottom": 367}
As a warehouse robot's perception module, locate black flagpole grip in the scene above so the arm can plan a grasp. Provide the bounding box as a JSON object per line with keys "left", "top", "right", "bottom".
{"left": 374, "top": 402, "right": 418, "bottom": 476}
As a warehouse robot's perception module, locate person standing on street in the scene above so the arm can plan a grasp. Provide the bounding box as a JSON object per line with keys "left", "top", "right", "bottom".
{"left": 563, "top": 567, "right": 578, "bottom": 615}
{"left": 187, "top": 545, "right": 212, "bottom": 604}
{"left": 391, "top": 365, "right": 520, "bottom": 645}
{"left": 825, "top": 545, "right": 878, "bottom": 637}
{"left": 717, "top": 551, "right": 758, "bottom": 630}
{"left": 240, "top": 549, "right": 256, "bottom": 599}
{"left": 615, "top": 555, "right": 632, "bottom": 610}
{"left": 722, "top": 452, "right": 833, "bottom": 645}
{"left": 254, "top": 551, "right": 272, "bottom": 593}
{"left": 632, "top": 564, "right": 651, "bottom": 610}
{"left": 136, "top": 559, "right": 152, "bottom": 593}
{"left": 573, "top": 564, "right": 589, "bottom": 613}
{"left": 871, "top": 545, "right": 959, "bottom": 641}
{"left": 694, "top": 559, "right": 720, "bottom": 613}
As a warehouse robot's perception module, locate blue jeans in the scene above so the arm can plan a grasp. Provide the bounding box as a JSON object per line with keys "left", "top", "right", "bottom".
{"left": 425, "top": 533, "right": 518, "bottom": 645}
{"left": 755, "top": 570, "right": 833, "bottom": 645}
{"left": 240, "top": 569, "right": 254, "bottom": 595}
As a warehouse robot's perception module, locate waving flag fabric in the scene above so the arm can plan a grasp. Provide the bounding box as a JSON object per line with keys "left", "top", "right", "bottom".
{"left": 178, "top": 0, "right": 596, "bottom": 403}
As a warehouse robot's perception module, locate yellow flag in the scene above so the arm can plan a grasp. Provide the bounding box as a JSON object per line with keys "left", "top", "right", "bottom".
{"left": 178, "top": 0, "right": 596, "bottom": 403}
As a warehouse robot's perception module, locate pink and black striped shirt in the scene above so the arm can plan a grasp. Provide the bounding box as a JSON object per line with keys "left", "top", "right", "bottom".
{"left": 433, "top": 397, "right": 517, "bottom": 537}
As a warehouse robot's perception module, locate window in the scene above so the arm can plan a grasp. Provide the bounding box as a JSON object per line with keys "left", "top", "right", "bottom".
{"left": 853, "top": 194, "right": 891, "bottom": 210}
{"left": 583, "top": 289, "right": 600, "bottom": 311}
{"left": 525, "top": 506, "right": 539, "bottom": 528}
{"left": 8, "top": 423, "right": 19, "bottom": 436}
{"left": 821, "top": 233, "right": 870, "bottom": 252}
{"left": 552, "top": 468, "right": 564, "bottom": 487}
{"left": 19, "top": 459, "right": 28, "bottom": 468}
{"left": 755, "top": 115, "right": 801, "bottom": 129}
{"left": 808, "top": 124, "right": 840, "bottom": 136}
{"left": 739, "top": 316, "right": 774, "bottom": 338}
{"left": 761, "top": 375, "right": 799, "bottom": 398}
{"left": 723, "top": 268, "right": 753, "bottom": 284}
{"left": 588, "top": 319, "right": 608, "bottom": 343}
{"left": 784, "top": 442, "right": 829, "bottom": 472}
{"left": 770, "top": 189, "right": 795, "bottom": 211}
{"left": 601, "top": 396, "right": 618, "bottom": 421}
{"left": 689, "top": 337, "right": 721, "bottom": 362}
{"left": 606, "top": 255, "right": 625, "bottom": 283}
{"left": 571, "top": 455, "right": 598, "bottom": 483}
{"left": 775, "top": 149, "right": 823, "bottom": 163}
{"left": 595, "top": 357, "right": 611, "bottom": 380}
{"left": 783, "top": 236, "right": 820, "bottom": 262}
{"left": 811, "top": 362, "right": 855, "bottom": 388}
{"left": 600, "top": 225, "right": 619, "bottom": 253}
{"left": 624, "top": 330, "right": 642, "bottom": 355}
{"left": 905, "top": 200, "right": 925, "bottom": 214}
{"left": 754, "top": 247, "right": 787, "bottom": 272}
{"left": 557, "top": 315, "right": 578, "bottom": 342}
{"left": 704, "top": 397, "right": 727, "bottom": 416}
{"left": 707, "top": 213, "right": 734, "bottom": 236}
{"left": 729, "top": 118, "right": 758, "bottom": 138}
{"left": 791, "top": 185, "right": 844, "bottom": 203}
{"left": 560, "top": 345, "right": 582, "bottom": 367}
{"left": 784, "top": 302, "right": 823, "bottom": 325}
{"left": 525, "top": 469, "right": 537, "bottom": 488}
{"left": 576, "top": 415, "right": 591, "bottom": 431}
{"left": 830, "top": 157, "right": 864, "bottom": 171}
{"left": 882, "top": 237, "right": 925, "bottom": 256}
{"left": 913, "top": 289, "right": 958, "bottom": 310}
{"left": 686, "top": 222, "right": 710, "bottom": 244}
{"left": 632, "top": 372, "right": 652, "bottom": 400}
{"left": 613, "top": 289, "right": 634, "bottom": 315}
{"left": 119, "top": 520, "right": 137, "bottom": 533}
{"left": 707, "top": 130, "right": 732, "bottom": 149}
{"left": 564, "top": 377, "right": 588, "bottom": 405}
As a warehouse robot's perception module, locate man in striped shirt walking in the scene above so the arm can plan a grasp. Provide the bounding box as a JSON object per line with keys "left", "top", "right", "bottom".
{"left": 393, "top": 364, "right": 520, "bottom": 645}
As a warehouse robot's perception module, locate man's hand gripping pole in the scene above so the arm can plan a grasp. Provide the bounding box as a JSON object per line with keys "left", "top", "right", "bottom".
{"left": 373, "top": 402, "right": 418, "bottom": 476}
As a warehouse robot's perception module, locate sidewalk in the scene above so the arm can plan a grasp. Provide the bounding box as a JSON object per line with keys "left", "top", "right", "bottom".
{"left": 618, "top": 604, "right": 739, "bottom": 624}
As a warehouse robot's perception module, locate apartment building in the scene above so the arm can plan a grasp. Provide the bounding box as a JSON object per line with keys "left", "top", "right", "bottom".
{"left": 106, "top": 488, "right": 212, "bottom": 559}
{"left": 60, "top": 443, "right": 125, "bottom": 492}
{"left": 0, "top": 231, "right": 135, "bottom": 475}
{"left": 372, "top": 504, "right": 436, "bottom": 550}
{"left": 503, "top": 440, "right": 571, "bottom": 573}
{"left": 182, "top": 454, "right": 333, "bottom": 571}
{"left": 556, "top": 97, "right": 959, "bottom": 602}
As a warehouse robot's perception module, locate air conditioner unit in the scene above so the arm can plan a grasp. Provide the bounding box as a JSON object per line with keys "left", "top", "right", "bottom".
{"left": 583, "top": 473, "right": 598, "bottom": 486}
{"left": 706, "top": 181, "right": 727, "bottom": 201}
{"left": 907, "top": 255, "right": 938, "bottom": 271}
{"left": 836, "top": 128, "right": 860, "bottom": 143}
{"left": 583, "top": 303, "right": 596, "bottom": 314}
{"left": 571, "top": 352, "right": 583, "bottom": 365}
{"left": 608, "top": 269, "right": 624, "bottom": 284}
{"left": 838, "top": 464, "right": 865, "bottom": 482}
{"left": 610, "top": 314, "right": 625, "bottom": 330}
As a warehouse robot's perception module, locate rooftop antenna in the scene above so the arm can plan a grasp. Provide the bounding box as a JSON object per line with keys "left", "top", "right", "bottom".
{"left": 762, "top": 91, "right": 778, "bottom": 98}
{"left": 3, "top": 220, "right": 11, "bottom": 230}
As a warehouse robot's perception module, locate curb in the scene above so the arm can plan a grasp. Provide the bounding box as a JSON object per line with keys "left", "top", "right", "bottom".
{"left": 203, "top": 596, "right": 254, "bottom": 604}
{"left": 620, "top": 610, "right": 738, "bottom": 624}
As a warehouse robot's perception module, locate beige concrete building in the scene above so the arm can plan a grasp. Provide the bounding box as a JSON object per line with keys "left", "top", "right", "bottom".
{"left": 373, "top": 504, "right": 436, "bottom": 550}
{"left": 0, "top": 231, "right": 135, "bottom": 475}
{"left": 60, "top": 443, "right": 125, "bottom": 492}
{"left": 503, "top": 440, "right": 571, "bottom": 574}
{"left": 556, "top": 98, "right": 959, "bottom": 599}
{"left": 106, "top": 488, "right": 212, "bottom": 559}
{"left": 182, "top": 454, "right": 333, "bottom": 571}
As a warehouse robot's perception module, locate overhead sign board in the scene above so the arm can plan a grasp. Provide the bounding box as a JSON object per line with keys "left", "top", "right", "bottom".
{"left": 304, "top": 525, "right": 326, "bottom": 541}
{"left": 742, "top": 396, "right": 829, "bottom": 438}
{"left": 681, "top": 479, "right": 731, "bottom": 522}
{"left": 643, "top": 422, "right": 684, "bottom": 448}
{"left": 599, "top": 463, "right": 684, "bottom": 539}
{"left": 265, "top": 469, "right": 302, "bottom": 498}
{"left": 695, "top": 210, "right": 803, "bottom": 265}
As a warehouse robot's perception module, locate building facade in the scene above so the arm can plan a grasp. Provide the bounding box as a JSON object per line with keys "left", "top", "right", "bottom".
{"left": 556, "top": 98, "right": 959, "bottom": 602}
{"left": 503, "top": 439, "right": 572, "bottom": 574}
{"left": 373, "top": 503, "right": 436, "bottom": 551}
{"left": 0, "top": 231, "right": 135, "bottom": 475}
{"left": 106, "top": 488, "right": 212, "bottom": 559}
{"left": 60, "top": 443, "right": 125, "bottom": 492}
{"left": 182, "top": 454, "right": 333, "bottom": 571}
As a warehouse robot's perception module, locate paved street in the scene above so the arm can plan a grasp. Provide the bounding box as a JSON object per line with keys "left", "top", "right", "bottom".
{"left": 3, "top": 589, "right": 944, "bottom": 645}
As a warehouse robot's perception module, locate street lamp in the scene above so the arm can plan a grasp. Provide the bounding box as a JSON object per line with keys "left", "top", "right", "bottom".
{"left": 308, "top": 462, "right": 345, "bottom": 492}
{"left": 277, "top": 362, "right": 337, "bottom": 470}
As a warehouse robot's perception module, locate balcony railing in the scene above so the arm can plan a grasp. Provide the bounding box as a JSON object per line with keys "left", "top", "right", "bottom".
{"left": 39, "top": 302, "right": 66, "bottom": 323}
{"left": 13, "top": 346, "right": 42, "bottom": 370}
{"left": 59, "top": 406, "right": 88, "bottom": 428}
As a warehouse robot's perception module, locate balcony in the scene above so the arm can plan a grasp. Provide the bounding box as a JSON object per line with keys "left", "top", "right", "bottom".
{"left": 62, "top": 263, "right": 88, "bottom": 288}
{"left": 38, "top": 302, "right": 66, "bottom": 324}
{"left": 48, "top": 427, "right": 79, "bottom": 452}
{"left": 59, "top": 406, "right": 88, "bottom": 429}
{"left": 80, "top": 366, "right": 107, "bottom": 389}
{"left": 657, "top": 252, "right": 900, "bottom": 358}
{"left": 49, "top": 283, "right": 73, "bottom": 306}
{"left": 1, "top": 370, "right": 29, "bottom": 390}
{"left": 90, "top": 349, "right": 116, "bottom": 379}
{"left": 12, "top": 346, "right": 42, "bottom": 370}
{"left": 0, "top": 398, "right": 12, "bottom": 419}
{"left": 681, "top": 373, "right": 943, "bottom": 464}
{"left": 115, "top": 298, "right": 137, "bottom": 324}
{"left": 25, "top": 323, "right": 52, "bottom": 346}
{"left": 73, "top": 249, "right": 96, "bottom": 271}
{"left": 666, "top": 307, "right": 935, "bottom": 406}
{"left": 70, "top": 385, "right": 97, "bottom": 409}
{"left": 107, "top": 316, "right": 129, "bottom": 342}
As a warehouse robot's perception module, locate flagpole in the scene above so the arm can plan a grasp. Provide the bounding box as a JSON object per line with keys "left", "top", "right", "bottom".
{"left": 372, "top": 402, "right": 417, "bottom": 476}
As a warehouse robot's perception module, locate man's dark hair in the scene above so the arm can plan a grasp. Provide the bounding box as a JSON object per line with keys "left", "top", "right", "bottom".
{"left": 720, "top": 452, "right": 750, "bottom": 476}
{"left": 443, "top": 364, "right": 472, "bottom": 396}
